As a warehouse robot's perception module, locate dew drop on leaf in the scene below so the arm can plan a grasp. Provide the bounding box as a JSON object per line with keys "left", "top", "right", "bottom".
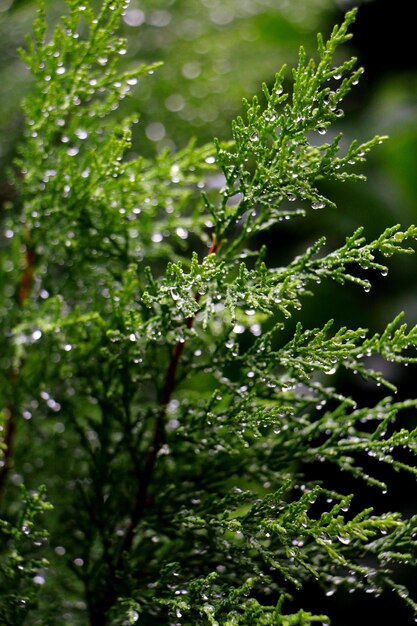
{"left": 75, "top": 129, "right": 88, "bottom": 140}
{"left": 312, "top": 201, "right": 325, "bottom": 210}
{"left": 33, "top": 575, "right": 46, "bottom": 585}
{"left": 337, "top": 535, "right": 351, "bottom": 545}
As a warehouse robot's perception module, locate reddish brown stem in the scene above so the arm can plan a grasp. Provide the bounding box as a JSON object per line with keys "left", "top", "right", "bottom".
{"left": 0, "top": 408, "right": 15, "bottom": 501}
{"left": 0, "top": 240, "right": 36, "bottom": 505}
{"left": 18, "top": 245, "right": 36, "bottom": 305}
{"left": 161, "top": 237, "right": 218, "bottom": 400}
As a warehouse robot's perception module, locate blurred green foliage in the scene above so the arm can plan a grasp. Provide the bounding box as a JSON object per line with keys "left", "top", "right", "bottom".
{"left": 0, "top": 0, "right": 344, "bottom": 170}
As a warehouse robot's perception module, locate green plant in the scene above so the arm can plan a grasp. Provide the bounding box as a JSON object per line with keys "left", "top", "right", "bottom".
{"left": 0, "top": 485, "right": 52, "bottom": 625}
{"left": 1, "top": 1, "right": 417, "bottom": 624}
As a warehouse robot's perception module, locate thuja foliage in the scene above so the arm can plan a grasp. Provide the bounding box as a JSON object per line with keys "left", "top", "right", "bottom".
{"left": 1, "top": 1, "right": 417, "bottom": 624}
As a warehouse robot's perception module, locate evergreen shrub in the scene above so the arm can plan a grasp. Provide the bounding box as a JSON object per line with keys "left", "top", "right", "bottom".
{"left": 1, "top": 2, "right": 417, "bottom": 624}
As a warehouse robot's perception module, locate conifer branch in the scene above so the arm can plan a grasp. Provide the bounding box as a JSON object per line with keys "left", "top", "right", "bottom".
{"left": 107, "top": 236, "right": 220, "bottom": 618}
{"left": 3, "top": 3, "right": 417, "bottom": 624}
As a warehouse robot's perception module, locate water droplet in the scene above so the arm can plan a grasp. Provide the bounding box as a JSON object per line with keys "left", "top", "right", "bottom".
{"left": 151, "top": 232, "right": 163, "bottom": 243}
{"left": 272, "top": 289, "right": 281, "bottom": 303}
{"left": 159, "top": 444, "right": 171, "bottom": 456}
{"left": 250, "top": 324, "right": 261, "bottom": 336}
{"left": 312, "top": 201, "right": 325, "bottom": 210}
{"left": 67, "top": 146, "right": 79, "bottom": 157}
{"left": 265, "top": 111, "right": 277, "bottom": 123}
{"left": 33, "top": 575, "right": 46, "bottom": 585}
{"left": 337, "top": 535, "right": 351, "bottom": 545}
{"left": 317, "top": 127, "right": 327, "bottom": 135}
{"left": 175, "top": 227, "right": 188, "bottom": 239}
{"left": 75, "top": 128, "right": 88, "bottom": 140}
{"left": 127, "top": 609, "right": 139, "bottom": 623}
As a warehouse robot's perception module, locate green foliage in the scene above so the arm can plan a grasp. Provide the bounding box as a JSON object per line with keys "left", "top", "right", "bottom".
{"left": 1, "top": 1, "right": 417, "bottom": 624}
{"left": 211, "top": 10, "right": 383, "bottom": 245}
{"left": 0, "top": 486, "right": 52, "bottom": 625}
{"left": 0, "top": 0, "right": 342, "bottom": 176}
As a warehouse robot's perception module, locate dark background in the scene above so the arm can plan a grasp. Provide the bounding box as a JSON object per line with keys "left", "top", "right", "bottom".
{"left": 296, "top": 3, "right": 417, "bottom": 622}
